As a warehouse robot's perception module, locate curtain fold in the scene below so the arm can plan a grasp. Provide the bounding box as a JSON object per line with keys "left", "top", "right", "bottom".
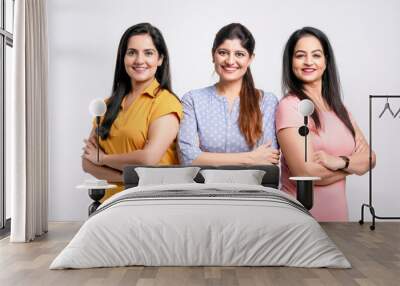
{"left": 10, "top": 0, "right": 48, "bottom": 242}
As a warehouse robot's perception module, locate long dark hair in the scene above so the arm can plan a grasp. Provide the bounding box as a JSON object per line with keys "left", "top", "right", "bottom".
{"left": 99, "top": 23, "right": 172, "bottom": 139}
{"left": 282, "top": 26, "right": 355, "bottom": 138}
{"left": 212, "top": 23, "right": 262, "bottom": 148}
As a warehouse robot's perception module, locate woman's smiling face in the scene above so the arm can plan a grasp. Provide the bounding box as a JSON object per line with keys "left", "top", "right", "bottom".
{"left": 213, "top": 38, "right": 253, "bottom": 83}
{"left": 292, "top": 35, "right": 326, "bottom": 84}
{"left": 124, "top": 34, "right": 163, "bottom": 84}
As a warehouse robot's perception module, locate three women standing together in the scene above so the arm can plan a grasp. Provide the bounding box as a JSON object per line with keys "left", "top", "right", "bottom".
{"left": 82, "top": 22, "right": 375, "bottom": 221}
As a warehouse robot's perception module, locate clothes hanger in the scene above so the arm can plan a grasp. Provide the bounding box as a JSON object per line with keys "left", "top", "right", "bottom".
{"left": 394, "top": 106, "right": 400, "bottom": 118}
{"left": 378, "top": 97, "right": 395, "bottom": 118}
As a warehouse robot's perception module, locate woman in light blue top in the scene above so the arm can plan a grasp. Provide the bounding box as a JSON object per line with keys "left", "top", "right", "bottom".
{"left": 178, "top": 23, "right": 280, "bottom": 165}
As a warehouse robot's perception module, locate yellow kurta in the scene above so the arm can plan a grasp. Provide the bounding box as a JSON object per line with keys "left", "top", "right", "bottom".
{"left": 95, "top": 79, "right": 182, "bottom": 200}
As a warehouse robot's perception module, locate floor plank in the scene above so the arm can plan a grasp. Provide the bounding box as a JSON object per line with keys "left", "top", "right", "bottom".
{"left": 0, "top": 222, "right": 399, "bottom": 286}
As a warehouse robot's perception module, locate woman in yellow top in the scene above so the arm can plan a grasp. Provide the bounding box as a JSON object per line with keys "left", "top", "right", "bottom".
{"left": 82, "top": 23, "right": 182, "bottom": 200}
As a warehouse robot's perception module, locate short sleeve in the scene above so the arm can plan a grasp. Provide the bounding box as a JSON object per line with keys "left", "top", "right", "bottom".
{"left": 149, "top": 92, "right": 183, "bottom": 124}
{"left": 275, "top": 96, "right": 304, "bottom": 132}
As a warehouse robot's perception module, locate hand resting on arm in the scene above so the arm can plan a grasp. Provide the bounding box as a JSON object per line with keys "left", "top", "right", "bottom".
{"left": 313, "top": 120, "right": 376, "bottom": 176}
{"left": 278, "top": 120, "right": 376, "bottom": 186}
{"left": 192, "top": 140, "right": 280, "bottom": 165}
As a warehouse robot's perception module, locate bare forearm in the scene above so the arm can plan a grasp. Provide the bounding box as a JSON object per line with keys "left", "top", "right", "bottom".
{"left": 314, "top": 170, "right": 348, "bottom": 185}
{"left": 102, "top": 149, "right": 156, "bottom": 171}
{"left": 192, "top": 152, "right": 253, "bottom": 165}
{"left": 82, "top": 158, "right": 123, "bottom": 183}
{"left": 346, "top": 151, "right": 376, "bottom": 175}
{"left": 298, "top": 162, "right": 349, "bottom": 185}
{"left": 294, "top": 151, "right": 374, "bottom": 185}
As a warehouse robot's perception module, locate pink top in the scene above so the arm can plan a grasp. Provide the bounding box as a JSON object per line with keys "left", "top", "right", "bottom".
{"left": 276, "top": 96, "right": 355, "bottom": 221}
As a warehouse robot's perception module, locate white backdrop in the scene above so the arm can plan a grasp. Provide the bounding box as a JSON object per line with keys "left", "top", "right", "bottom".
{"left": 47, "top": 0, "right": 400, "bottom": 221}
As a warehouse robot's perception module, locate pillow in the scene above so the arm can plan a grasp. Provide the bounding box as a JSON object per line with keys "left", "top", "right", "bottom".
{"left": 200, "top": 169, "right": 266, "bottom": 185}
{"left": 135, "top": 167, "right": 201, "bottom": 186}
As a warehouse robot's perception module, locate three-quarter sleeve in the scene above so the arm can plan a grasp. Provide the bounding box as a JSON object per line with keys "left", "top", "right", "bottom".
{"left": 260, "top": 92, "right": 279, "bottom": 149}
{"left": 177, "top": 92, "right": 202, "bottom": 165}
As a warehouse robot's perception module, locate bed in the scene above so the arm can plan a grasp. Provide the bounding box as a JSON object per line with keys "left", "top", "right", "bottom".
{"left": 50, "top": 165, "right": 350, "bottom": 269}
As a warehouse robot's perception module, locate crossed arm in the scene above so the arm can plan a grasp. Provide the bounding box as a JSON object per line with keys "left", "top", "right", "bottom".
{"left": 191, "top": 141, "right": 280, "bottom": 165}
{"left": 81, "top": 159, "right": 123, "bottom": 183}
{"left": 178, "top": 92, "right": 280, "bottom": 165}
{"left": 277, "top": 120, "right": 376, "bottom": 186}
{"left": 82, "top": 113, "right": 180, "bottom": 180}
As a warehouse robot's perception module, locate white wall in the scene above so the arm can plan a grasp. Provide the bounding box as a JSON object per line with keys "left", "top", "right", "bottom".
{"left": 47, "top": 0, "right": 400, "bottom": 221}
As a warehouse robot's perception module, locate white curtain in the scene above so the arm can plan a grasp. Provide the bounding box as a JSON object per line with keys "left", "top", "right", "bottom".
{"left": 9, "top": 0, "right": 48, "bottom": 242}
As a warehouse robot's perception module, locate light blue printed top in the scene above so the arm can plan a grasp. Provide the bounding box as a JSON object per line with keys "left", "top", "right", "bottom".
{"left": 178, "top": 85, "right": 278, "bottom": 165}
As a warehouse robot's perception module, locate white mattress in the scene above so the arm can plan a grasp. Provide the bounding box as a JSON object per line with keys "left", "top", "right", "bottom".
{"left": 50, "top": 183, "right": 350, "bottom": 269}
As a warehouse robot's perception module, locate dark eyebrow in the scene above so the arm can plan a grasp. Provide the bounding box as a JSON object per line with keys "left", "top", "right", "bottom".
{"left": 294, "top": 49, "right": 323, "bottom": 54}
{"left": 126, "top": 48, "right": 157, "bottom": 52}
{"left": 217, "top": 48, "right": 247, "bottom": 53}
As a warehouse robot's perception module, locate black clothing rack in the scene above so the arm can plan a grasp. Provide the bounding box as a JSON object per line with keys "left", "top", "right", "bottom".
{"left": 359, "top": 95, "right": 400, "bottom": 230}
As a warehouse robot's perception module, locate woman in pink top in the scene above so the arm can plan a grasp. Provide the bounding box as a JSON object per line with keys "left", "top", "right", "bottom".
{"left": 276, "top": 27, "right": 376, "bottom": 221}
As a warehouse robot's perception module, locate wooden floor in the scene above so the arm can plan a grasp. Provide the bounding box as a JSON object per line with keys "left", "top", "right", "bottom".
{"left": 0, "top": 222, "right": 399, "bottom": 286}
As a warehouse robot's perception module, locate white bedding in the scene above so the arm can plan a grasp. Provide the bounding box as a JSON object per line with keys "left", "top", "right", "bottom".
{"left": 50, "top": 183, "right": 351, "bottom": 269}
